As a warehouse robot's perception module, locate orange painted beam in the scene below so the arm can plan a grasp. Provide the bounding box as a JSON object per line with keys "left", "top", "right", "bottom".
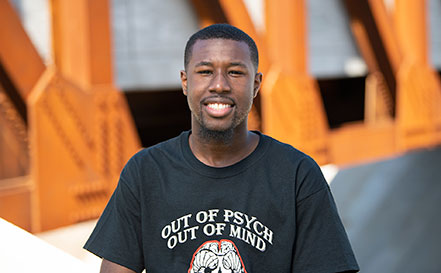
{"left": 0, "top": 0, "right": 45, "bottom": 122}
{"left": 342, "top": 0, "right": 441, "bottom": 154}
{"left": 393, "top": 0, "right": 441, "bottom": 150}
{"left": 394, "top": 0, "right": 428, "bottom": 65}
{"left": 88, "top": 0, "right": 114, "bottom": 85}
{"left": 189, "top": 0, "right": 228, "bottom": 28}
{"left": 343, "top": 0, "right": 402, "bottom": 110}
{"left": 51, "top": 0, "right": 113, "bottom": 88}
{"left": 0, "top": 0, "right": 45, "bottom": 100}
{"left": 0, "top": 176, "right": 33, "bottom": 231}
{"left": 23, "top": 0, "right": 141, "bottom": 231}
{"left": 28, "top": 68, "right": 141, "bottom": 232}
{"left": 261, "top": 0, "right": 329, "bottom": 164}
{"left": 0, "top": 0, "right": 42, "bottom": 231}
{"left": 367, "top": 0, "right": 402, "bottom": 73}
{"left": 265, "top": 0, "right": 307, "bottom": 75}
{"left": 330, "top": 122, "right": 396, "bottom": 166}
{"left": 0, "top": 87, "right": 29, "bottom": 179}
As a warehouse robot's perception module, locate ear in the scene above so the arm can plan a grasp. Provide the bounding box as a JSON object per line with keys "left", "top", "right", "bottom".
{"left": 180, "top": 70, "right": 188, "bottom": 96}
{"left": 253, "top": 72, "right": 263, "bottom": 98}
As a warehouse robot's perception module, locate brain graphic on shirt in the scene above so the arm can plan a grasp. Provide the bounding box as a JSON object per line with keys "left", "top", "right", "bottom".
{"left": 188, "top": 240, "right": 247, "bottom": 273}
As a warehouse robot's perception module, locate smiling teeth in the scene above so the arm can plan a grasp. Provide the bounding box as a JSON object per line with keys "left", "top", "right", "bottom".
{"left": 207, "top": 103, "right": 231, "bottom": 110}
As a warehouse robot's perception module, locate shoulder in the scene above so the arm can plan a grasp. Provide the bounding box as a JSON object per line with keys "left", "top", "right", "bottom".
{"left": 265, "top": 135, "right": 305, "bottom": 157}
{"left": 119, "top": 131, "right": 187, "bottom": 182}
{"left": 259, "top": 133, "right": 318, "bottom": 173}
{"left": 260, "top": 133, "right": 327, "bottom": 198}
{"left": 127, "top": 131, "right": 186, "bottom": 166}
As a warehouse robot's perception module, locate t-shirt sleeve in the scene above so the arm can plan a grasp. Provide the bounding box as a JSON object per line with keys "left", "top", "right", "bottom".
{"left": 292, "top": 157, "right": 359, "bottom": 273}
{"left": 84, "top": 158, "right": 145, "bottom": 273}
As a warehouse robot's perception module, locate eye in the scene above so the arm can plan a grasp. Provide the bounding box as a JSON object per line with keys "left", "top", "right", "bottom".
{"left": 197, "top": 70, "right": 213, "bottom": 75}
{"left": 228, "top": 70, "right": 244, "bottom": 76}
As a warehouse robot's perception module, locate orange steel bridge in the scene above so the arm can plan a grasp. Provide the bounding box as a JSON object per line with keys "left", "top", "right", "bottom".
{"left": 0, "top": 0, "right": 440, "bottom": 232}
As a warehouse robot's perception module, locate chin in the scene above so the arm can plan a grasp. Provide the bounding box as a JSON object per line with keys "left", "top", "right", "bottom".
{"left": 200, "top": 116, "right": 236, "bottom": 133}
{"left": 198, "top": 125, "right": 235, "bottom": 143}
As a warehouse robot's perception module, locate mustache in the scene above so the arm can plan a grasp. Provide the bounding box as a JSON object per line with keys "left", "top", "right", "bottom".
{"left": 201, "top": 95, "right": 236, "bottom": 105}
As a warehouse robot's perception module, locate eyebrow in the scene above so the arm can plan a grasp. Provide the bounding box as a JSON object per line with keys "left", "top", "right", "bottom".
{"left": 195, "top": 61, "right": 213, "bottom": 67}
{"left": 229, "top": 62, "right": 247, "bottom": 68}
{"left": 194, "top": 61, "right": 248, "bottom": 69}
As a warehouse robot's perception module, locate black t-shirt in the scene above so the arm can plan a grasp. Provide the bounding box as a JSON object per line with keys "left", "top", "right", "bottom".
{"left": 84, "top": 131, "right": 359, "bottom": 273}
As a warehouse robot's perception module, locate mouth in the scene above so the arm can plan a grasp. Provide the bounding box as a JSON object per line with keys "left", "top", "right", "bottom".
{"left": 202, "top": 99, "right": 235, "bottom": 118}
{"left": 206, "top": 103, "right": 232, "bottom": 111}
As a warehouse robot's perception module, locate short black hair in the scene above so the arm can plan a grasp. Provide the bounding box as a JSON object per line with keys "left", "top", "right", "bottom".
{"left": 184, "top": 24, "right": 259, "bottom": 71}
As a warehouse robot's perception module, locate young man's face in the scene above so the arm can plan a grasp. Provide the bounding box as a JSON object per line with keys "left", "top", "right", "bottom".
{"left": 181, "top": 39, "right": 261, "bottom": 135}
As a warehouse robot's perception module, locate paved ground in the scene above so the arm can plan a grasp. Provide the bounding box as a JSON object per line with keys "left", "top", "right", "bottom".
{"left": 0, "top": 218, "right": 99, "bottom": 273}
{"left": 330, "top": 146, "right": 441, "bottom": 273}
{"left": 36, "top": 219, "right": 101, "bottom": 271}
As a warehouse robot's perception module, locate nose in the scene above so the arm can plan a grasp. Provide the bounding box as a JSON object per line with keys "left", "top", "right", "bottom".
{"left": 209, "top": 71, "right": 231, "bottom": 93}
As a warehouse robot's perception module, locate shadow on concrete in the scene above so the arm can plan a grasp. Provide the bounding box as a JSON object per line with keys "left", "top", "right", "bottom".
{"left": 331, "top": 146, "right": 441, "bottom": 273}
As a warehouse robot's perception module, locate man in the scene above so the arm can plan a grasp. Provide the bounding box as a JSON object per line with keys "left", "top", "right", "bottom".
{"left": 84, "top": 24, "right": 359, "bottom": 273}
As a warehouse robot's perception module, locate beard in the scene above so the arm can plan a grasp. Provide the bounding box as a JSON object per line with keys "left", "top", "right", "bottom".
{"left": 195, "top": 108, "right": 249, "bottom": 144}
{"left": 198, "top": 125, "right": 235, "bottom": 144}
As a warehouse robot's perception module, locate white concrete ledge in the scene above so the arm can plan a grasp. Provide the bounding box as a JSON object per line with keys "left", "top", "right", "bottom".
{"left": 0, "top": 218, "right": 96, "bottom": 273}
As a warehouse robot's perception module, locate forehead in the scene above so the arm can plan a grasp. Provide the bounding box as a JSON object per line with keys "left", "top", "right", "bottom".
{"left": 189, "top": 39, "right": 252, "bottom": 66}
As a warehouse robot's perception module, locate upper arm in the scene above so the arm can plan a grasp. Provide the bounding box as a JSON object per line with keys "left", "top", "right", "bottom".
{"left": 100, "top": 259, "right": 137, "bottom": 273}
{"left": 84, "top": 158, "right": 145, "bottom": 271}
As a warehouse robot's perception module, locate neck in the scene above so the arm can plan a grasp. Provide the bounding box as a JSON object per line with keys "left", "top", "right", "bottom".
{"left": 189, "top": 125, "right": 259, "bottom": 168}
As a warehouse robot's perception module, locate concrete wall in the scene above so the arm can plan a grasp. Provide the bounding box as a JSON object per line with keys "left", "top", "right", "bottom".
{"left": 111, "top": 0, "right": 199, "bottom": 90}
{"left": 8, "top": 0, "right": 441, "bottom": 88}
{"left": 429, "top": 0, "right": 441, "bottom": 69}
{"left": 308, "top": 0, "right": 367, "bottom": 77}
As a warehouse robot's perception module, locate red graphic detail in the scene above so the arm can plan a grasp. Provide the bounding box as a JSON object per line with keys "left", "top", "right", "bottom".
{"left": 188, "top": 239, "right": 247, "bottom": 273}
